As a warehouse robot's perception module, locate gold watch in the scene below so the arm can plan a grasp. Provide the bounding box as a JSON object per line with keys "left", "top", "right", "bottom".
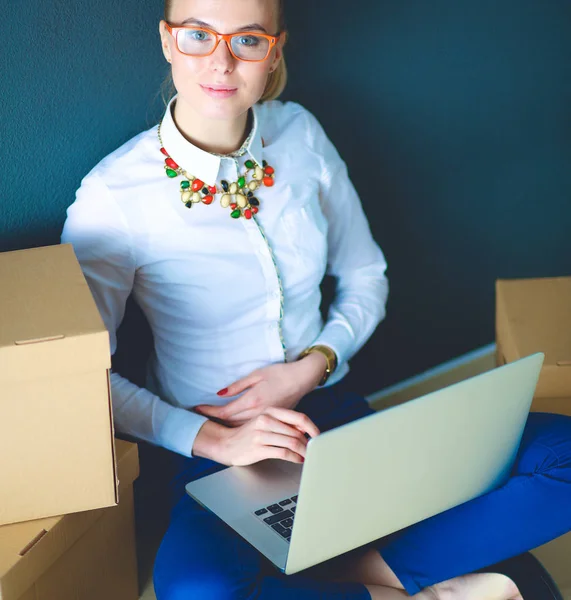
{"left": 297, "top": 345, "right": 338, "bottom": 386}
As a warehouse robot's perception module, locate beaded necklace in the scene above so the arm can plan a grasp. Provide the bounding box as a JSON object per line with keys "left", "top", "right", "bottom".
{"left": 157, "top": 118, "right": 275, "bottom": 220}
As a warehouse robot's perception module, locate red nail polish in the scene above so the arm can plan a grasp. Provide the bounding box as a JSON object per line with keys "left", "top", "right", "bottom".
{"left": 301, "top": 457, "right": 305, "bottom": 463}
{"left": 217, "top": 388, "right": 228, "bottom": 396}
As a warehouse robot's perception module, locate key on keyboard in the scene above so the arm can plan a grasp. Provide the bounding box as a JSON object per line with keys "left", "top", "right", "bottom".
{"left": 263, "top": 510, "right": 293, "bottom": 525}
{"left": 254, "top": 496, "right": 297, "bottom": 542}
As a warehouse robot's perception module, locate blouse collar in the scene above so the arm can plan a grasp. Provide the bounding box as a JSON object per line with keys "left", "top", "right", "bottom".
{"left": 159, "top": 96, "right": 263, "bottom": 187}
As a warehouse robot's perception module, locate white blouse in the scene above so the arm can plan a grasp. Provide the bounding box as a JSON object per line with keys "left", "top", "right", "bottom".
{"left": 61, "top": 97, "right": 389, "bottom": 457}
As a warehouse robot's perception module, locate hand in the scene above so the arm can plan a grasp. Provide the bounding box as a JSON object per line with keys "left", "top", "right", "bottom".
{"left": 195, "top": 353, "right": 327, "bottom": 427}
{"left": 192, "top": 406, "right": 321, "bottom": 466}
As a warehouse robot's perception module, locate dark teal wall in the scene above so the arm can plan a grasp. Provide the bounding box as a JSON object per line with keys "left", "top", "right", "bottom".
{"left": 2, "top": 1, "right": 570, "bottom": 393}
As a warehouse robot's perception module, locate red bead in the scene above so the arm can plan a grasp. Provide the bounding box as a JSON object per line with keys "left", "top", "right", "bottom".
{"left": 208, "top": 185, "right": 217, "bottom": 194}
{"left": 251, "top": 206, "right": 259, "bottom": 214}
{"left": 230, "top": 203, "right": 238, "bottom": 210}
{"left": 165, "top": 157, "right": 179, "bottom": 169}
{"left": 264, "top": 166, "right": 275, "bottom": 175}
{"left": 192, "top": 179, "right": 204, "bottom": 192}
{"left": 203, "top": 195, "right": 214, "bottom": 205}
{"left": 263, "top": 177, "right": 274, "bottom": 187}
{"left": 160, "top": 147, "right": 169, "bottom": 156}
{"left": 244, "top": 209, "right": 252, "bottom": 219}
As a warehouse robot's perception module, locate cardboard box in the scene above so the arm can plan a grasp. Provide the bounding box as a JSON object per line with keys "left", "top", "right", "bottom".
{"left": 496, "top": 277, "right": 571, "bottom": 415}
{"left": 532, "top": 531, "right": 571, "bottom": 595}
{"left": 0, "top": 244, "right": 117, "bottom": 525}
{"left": 0, "top": 440, "right": 139, "bottom": 600}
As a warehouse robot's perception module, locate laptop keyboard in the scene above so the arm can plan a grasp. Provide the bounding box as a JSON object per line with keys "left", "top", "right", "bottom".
{"left": 253, "top": 495, "right": 297, "bottom": 542}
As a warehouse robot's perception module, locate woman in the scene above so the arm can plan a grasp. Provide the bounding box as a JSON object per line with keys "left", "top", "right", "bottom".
{"left": 61, "top": 0, "right": 571, "bottom": 598}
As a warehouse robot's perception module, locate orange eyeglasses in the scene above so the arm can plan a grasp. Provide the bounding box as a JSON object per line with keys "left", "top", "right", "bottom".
{"left": 164, "top": 23, "right": 283, "bottom": 63}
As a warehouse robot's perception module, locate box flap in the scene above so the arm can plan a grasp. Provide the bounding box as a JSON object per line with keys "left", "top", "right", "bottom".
{"left": 0, "top": 331, "right": 110, "bottom": 383}
{"left": 496, "top": 277, "right": 571, "bottom": 397}
{"left": 0, "top": 245, "right": 110, "bottom": 380}
{"left": 0, "top": 441, "right": 138, "bottom": 600}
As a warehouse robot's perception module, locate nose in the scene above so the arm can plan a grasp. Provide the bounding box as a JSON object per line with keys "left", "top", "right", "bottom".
{"left": 210, "top": 37, "right": 235, "bottom": 74}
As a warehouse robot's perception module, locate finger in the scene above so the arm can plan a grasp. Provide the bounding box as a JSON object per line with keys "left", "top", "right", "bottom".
{"left": 265, "top": 407, "right": 320, "bottom": 438}
{"left": 254, "top": 414, "right": 309, "bottom": 444}
{"left": 213, "top": 392, "right": 261, "bottom": 420}
{"left": 194, "top": 404, "right": 223, "bottom": 417}
{"left": 221, "top": 372, "right": 262, "bottom": 398}
{"left": 261, "top": 445, "right": 305, "bottom": 464}
{"left": 195, "top": 401, "right": 257, "bottom": 420}
{"left": 258, "top": 432, "right": 308, "bottom": 459}
{"left": 222, "top": 408, "right": 260, "bottom": 423}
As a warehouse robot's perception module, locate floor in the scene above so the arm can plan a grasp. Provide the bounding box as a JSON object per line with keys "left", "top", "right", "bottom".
{"left": 140, "top": 580, "right": 156, "bottom": 600}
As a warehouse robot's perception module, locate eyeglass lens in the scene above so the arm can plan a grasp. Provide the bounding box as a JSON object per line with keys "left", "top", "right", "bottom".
{"left": 177, "top": 28, "right": 271, "bottom": 61}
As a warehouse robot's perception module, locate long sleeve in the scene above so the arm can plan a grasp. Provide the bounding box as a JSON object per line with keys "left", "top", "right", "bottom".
{"left": 61, "top": 174, "right": 207, "bottom": 457}
{"left": 305, "top": 112, "right": 389, "bottom": 366}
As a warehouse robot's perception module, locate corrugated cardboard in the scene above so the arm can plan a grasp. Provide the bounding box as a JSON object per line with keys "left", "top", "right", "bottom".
{"left": 28, "top": 485, "right": 139, "bottom": 600}
{"left": 0, "top": 440, "right": 139, "bottom": 600}
{"left": 532, "top": 531, "right": 571, "bottom": 594}
{"left": 0, "top": 244, "right": 117, "bottom": 526}
{"left": 496, "top": 277, "right": 571, "bottom": 414}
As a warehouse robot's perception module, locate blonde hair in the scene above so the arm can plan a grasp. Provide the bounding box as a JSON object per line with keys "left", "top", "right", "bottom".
{"left": 162, "top": 0, "right": 287, "bottom": 104}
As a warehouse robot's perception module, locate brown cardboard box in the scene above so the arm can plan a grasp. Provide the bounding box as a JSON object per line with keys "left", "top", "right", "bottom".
{"left": 532, "top": 531, "right": 571, "bottom": 595}
{"left": 0, "top": 440, "right": 139, "bottom": 600}
{"left": 496, "top": 277, "right": 571, "bottom": 415}
{"left": 0, "top": 244, "right": 117, "bottom": 525}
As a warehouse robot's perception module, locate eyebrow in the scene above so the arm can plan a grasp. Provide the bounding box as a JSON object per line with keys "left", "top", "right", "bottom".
{"left": 180, "top": 18, "right": 269, "bottom": 33}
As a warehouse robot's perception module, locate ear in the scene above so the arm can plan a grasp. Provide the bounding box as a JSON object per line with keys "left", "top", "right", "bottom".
{"left": 159, "top": 20, "right": 173, "bottom": 63}
{"left": 270, "top": 31, "right": 287, "bottom": 72}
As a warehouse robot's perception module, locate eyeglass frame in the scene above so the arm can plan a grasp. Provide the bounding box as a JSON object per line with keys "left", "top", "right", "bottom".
{"left": 164, "top": 23, "right": 284, "bottom": 63}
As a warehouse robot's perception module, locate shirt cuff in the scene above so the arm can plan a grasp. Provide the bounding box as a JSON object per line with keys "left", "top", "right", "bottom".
{"left": 311, "top": 321, "right": 355, "bottom": 371}
{"left": 159, "top": 405, "right": 209, "bottom": 458}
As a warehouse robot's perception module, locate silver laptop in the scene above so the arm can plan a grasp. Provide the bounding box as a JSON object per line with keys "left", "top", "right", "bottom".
{"left": 186, "top": 352, "right": 544, "bottom": 575}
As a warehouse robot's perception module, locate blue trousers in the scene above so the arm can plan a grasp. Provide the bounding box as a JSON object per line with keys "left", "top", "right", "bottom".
{"left": 153, "top": 383, "right": 571, "bottom": 599}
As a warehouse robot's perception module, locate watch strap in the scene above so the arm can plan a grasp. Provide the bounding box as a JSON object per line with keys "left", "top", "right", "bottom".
{"left": 298, "top": 344, "right": 338, "bottom": 386}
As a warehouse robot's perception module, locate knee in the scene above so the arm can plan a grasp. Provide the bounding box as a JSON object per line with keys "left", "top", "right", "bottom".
{"left": 517, "top": 413, "right": 571, "bottom": 477}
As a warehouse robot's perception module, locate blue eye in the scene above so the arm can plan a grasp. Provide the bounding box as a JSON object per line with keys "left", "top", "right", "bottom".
{"left": 190, "top": 29, "right": 212, "bottom": 42}
{"left": 235, "top": 35, "right": 260, "bottom": 47}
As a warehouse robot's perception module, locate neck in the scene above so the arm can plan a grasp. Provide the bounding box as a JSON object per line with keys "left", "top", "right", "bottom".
{"left": 172, "top": 97, "right": 251, "bottom": 155}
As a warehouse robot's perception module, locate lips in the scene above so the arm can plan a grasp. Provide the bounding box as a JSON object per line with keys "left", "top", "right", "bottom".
{"left": 200, "top": 84, "right": 239, "bottom": 99}
{"left": 202, "top": 84, "right": 237, "bottom": 91}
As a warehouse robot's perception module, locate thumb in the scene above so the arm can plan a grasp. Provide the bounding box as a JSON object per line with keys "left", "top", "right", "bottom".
{"left": 194, "top": 404, "right": 222, "bottom": 416}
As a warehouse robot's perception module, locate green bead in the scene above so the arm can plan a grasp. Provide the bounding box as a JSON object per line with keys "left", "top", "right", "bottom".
{"left": 185, "top": 201, "right": 193, "bottom": 208}
{"left": 180, "top": 180, "right": 190, "bottom": 189}
{"left": 166, "top": 168, "right": 177, "bottom": 178}
{"left": 238, "top": 177, "right": 246, "bottom": 188}
{"left": 231, "top": 209, "right": 241, "bottom": 219}
{"left": 245, "top": 160, "right": 254, "bottom": 169}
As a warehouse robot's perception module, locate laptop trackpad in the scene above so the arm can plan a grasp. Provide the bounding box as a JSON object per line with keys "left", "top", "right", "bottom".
{"left": 228, "top": 459, "right": 302, "bottom": 497}
{"left": 269, "top": 459, "right": 303, "bottom": 485}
